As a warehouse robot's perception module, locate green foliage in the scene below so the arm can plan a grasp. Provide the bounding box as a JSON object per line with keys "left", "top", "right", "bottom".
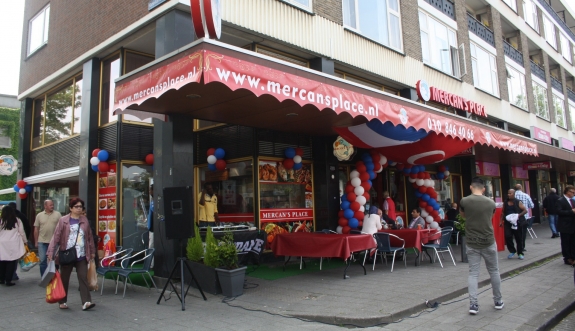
{"left": 186, "top": 224, "right": 203, "bottom": 262}
{"left": 0, "top": 107, "right": 20, "bottom": 200}
{"left": 455, "top": 213, "right": 466, "bottom": 237}
{"left": 203, "top": 227, "right": 219, "bottom": 268}
{"left": 215, "top": 230, "right": 238, "bottom": 270}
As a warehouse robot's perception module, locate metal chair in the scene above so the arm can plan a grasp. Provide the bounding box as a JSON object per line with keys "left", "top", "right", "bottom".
{"left": 96, "top": 248, "right": 133, "bottom": 295}
{"left": 526, "top": 217, "right": 537, "bottom": 239}
{"left": 370, "top": 233, "right": 406, "bottom": 272}
{"left": 116, "top": 248, "right": 157, "bottom": 298}
{"left": 443, "top": 220, "right": 460, "bottom": 245}
{"left": 421, "top": 227, "right": 456, "bottom": 268}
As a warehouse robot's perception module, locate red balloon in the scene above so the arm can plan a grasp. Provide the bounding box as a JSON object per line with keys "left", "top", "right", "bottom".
{"left": 338, "top": 218, "right": 348, "bottom": 226}
{"left": 429, "top": 191, "right": 438, "bottom": 199}
{"left": 359, "top": 172, "right": 370, "bottom": 182}
{"left": 358, "top": 221, "right": 363, "bottom": 227}
{"left": 342, "top": 226, "right": 351, "bottom": 234}
{"left": 424, "top": 172, "right": 431, "bottom": 179}
{"left": 350, "top": 201, "right": 360, "bottom": 211}
{"left": 426, "top": 187, "right": 435, "bottom": 194}
{"left": 410, "top": 173, "right": 418, "bottom": 179}
{"left": 347, "top": 192, "right": 357, "bottom": 203}
{"left": 419, "top": 201, "right": 428, "bottom": 208}
{"left": 98, "top": 161, "right": 109, "bottom": 172}
{"left": 417, "top": 172, "right": 425, "bottom": 179}
{"left": 370, "top": 149, "right": 380, "bottom": 157}
{"left": 361, "top": 182, "right": 371, "bottom": 192}
{"left": 371, "top": 155, "right": 379, "bottom": 165}
{"left": 17, "top": 180, "right": 27, "bottom": 189}
{"left": 345, "top": 185, "right": 355, "bottom": 193}
{"left": 354, "top": 211, "right": 364, "bottom": 221}
{"left": 207, "top": 148, "right": 216, "bottom": 156}
{"left": 92, "top": 149, "right": 100, "bottom": 157}
{"left": 434, "top": 216, "right": 441, "bottom": 222}
{"left": 363, "top": 192, "right": 370, "bottom": 201}
{"left": 145, "top": 154, "right": 154, "bottom": 165}
{"left": 19, "top": 193, "right": 27, "bottom": 199}
{"left": 438, "top": 165, "right": 446, "bottom": 172}
{"left": 396, "top": 163, "right": 405, "bottom": 171}
{"left": 295, "top": 147, "right": 304, "bottom": 156}
{"left": 431, "top": 210, "right": 438, "bottom": 217}
{"left": 216, "top": 159, "right": 227, "bottom": 171}
{"left": 356, "top": 163, "right": 367, "bottom": 173}
{"left": 425, "top": 205, "right": 434, "bottom": 213}
{"left": 373, "top": 162, "right": 382, "bottom": 172}
{"left": 338, "top": 210, "right": 344, "bottom": 218}
{"left": 283, "top": 158, "right": 294, "bottom": 169}
{"left": 381, "top": 163, "right": 388, "bottom": 169}
{"left": 418, "top": 186, "right": 427, "bottom": 193}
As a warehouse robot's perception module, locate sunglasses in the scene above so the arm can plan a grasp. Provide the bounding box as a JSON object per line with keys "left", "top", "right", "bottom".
{"left": 72, "top": 205, "right": 83, "bottom": 209}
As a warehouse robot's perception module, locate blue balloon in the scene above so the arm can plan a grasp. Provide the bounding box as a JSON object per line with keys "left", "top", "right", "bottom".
{"left": 437, "top": 173, "right": 445, "bottom": 180}
{"left": 361, "top": 153, "right": 372, "bottom": 163}
{"left": 284, "top": 147, "right": 296, "bottom": 158}
{"left": 97, "top": 150, "right": 109, "bottom": 162}
{"left": 366, "top": 180, "right": 372, "bottom": 188}
{"left": 293, "top": 162, "right": 303, "bottom": 170}
{"left": 341, "top": 200, "right": 350, "bottom": 210}
{"left": 415, "top": 191, "right": 422, "bottom": 198}
{"left": 368, "top": 170, "right": 376, "bottom": 180}
{"left": 433, "top": 204, "right": 440, "bottom": 211}
{"left": 403, "top": 167, "right": 411, "bottom": 174}
{"left": 25, "top": 185, "right": 33, "bottom": 193}
{"left": 422, "top": 194, "right": 430, "bottom": 201}
{"left": 91, "top": 165, "right": 99, "bottom": 172}
{"left": 365, "top": 162, "right": 374, "bottom": 171}
{"left": 13, "top": 184, "right": 19, "bottom": 192}
{"left": 343, "top": 208, "right": 354, "bottom": 219}
{"left": 444, "top": 166, "right": 449, "bottom": 171}
{"left": 208, "top": 163, "right": 217, "bottom": 171}
{"left": 348, "top": 218, "right": 359, "bottom": 228}
{"left": 214, "top": 148, "right": 226, "bottom": 159}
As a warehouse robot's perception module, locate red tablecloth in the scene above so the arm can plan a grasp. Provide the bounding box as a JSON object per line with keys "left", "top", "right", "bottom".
{"left": 271, "top": 233, "right": 376, "bottom": 260}
{"left": 378, "top": 229, "right": 441, "bottom": 251}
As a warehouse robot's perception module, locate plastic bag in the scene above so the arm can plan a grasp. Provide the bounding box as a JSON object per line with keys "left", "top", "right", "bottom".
{"left": 46, "top": 271, "right": 66, "bottom": 304}
{"left": 19, "top": 245, "right": 40, "bottom": 272}
{"left": 39, "top": 261, "right": 56, "bottom": 288}
{"left": 102, "top": 240, "right": 117, "bottom": 267}
{"left": 87, "top": 259, "right": 98, "bottom": 291}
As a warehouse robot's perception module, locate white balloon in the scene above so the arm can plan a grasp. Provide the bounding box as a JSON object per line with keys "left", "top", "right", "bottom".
{"left": 416, "top": 179, "right": 424, "bottom": 186}
{"left": 430, "top": 221, "right": 439, "bottom": 229}
{"left": 336, "top": 226, "right": 343, "bottom": 234}
{"left": 425, "top": 216, "right": 434, "bottom": 223}
{"left": 90, "top": 157, "right": 100, "bottom": 166}
{"left": 444, "top": 171, "right": 450, "bottom": 177}
{"left": 355, "top": 196, "right": 366, "bottom": 205}
{"left": 408, "top": 177, "right": 416, "bottom": 183}
{"left": 429, "top": 180, "right": 435, "bottom": 187}
{"left": 350, "top": 170, "right": 360, "bottom": 179}
{"left": 354, "top": 186, "right": 365, "bottom": 196}
{"left": 375, "top": 167, "right": 383, "bottom": 173}
{"left": 421, "top": 210, "right": 429, "bottom": 218}
{"left": 359, "top": 205, "right": 365, "bottom": 212}
{"left": 19, "top": 188, "right": 26, "bottom": 194}
{"left": 422, "top": 179, "right": 430, "bottom": 187}
{"left": 379, "top": 154, "right": 387, "bottom": 165}
{"left": 207, "top": 155, "right": 217, "bottom": 164}
{"left": 293, "top": 155, "right": 302, "bottom": 163}
{"left": 351, "top": 177, "right": 362, "bottom": 187}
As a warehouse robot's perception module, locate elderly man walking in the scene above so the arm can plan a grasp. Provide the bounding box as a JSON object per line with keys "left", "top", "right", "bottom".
{"left": 34, "top": 199, "right": 62, "bottom": 276}
{"left": 514, "top": 184, "right": 534, "bottom": 249}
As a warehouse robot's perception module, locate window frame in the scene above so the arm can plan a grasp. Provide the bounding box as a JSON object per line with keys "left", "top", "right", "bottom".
{"left": 506, "top": 64, "right": 527, "bottom": 110}
{"left": 27, "top": 4, "right": 50, "bottom": 56}
{"left": 569, "top": 102, "right": 575, "bottom": 133}
{"left": 419, "top": 9, "right": 459, "bottom": 77}
{"left": 522, "top": 0, "right": 539, "bottom": 32}
{"left": 99, "top": 51, "right": 122, "bottom": 127}
{"left": 279, "top": 0, "right": 312, "bottom": 12}
{"left": 502, "top": 0, "right": 517, "bottom": 12}
{"left": 560, "top": 33, "right": 572, "bottom": 63}
{"left": 553, "top": 93, "right": 567, "bottom": 129}
{"left": 470, "top": 41, "right": 500, "bottom": 97}
{"left": 532, "top": 79, "right": 550, "bottom": 120}
{"left": 543, "top": 14, "right": 557, "bottom": 49}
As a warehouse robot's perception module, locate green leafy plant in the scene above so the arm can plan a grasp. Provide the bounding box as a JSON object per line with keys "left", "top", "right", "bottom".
{"left": 455, "top": 214, "right": 466, "bottom": 237}
{"left": 186, "top": 224, "right": 203, "bottom": 262}
{"left": 203, "top": 227, "right": 219, "bottom": 268}
{"left": 215, "top": 230, "right": 239, "bottom": 270}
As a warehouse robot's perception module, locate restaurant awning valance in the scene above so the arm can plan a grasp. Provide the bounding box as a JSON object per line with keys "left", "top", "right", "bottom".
{"left": 113, "top": 40, "right": 538, "bottom": 157}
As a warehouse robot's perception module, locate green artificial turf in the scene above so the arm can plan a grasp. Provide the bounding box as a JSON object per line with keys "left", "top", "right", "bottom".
{"left": 246, "top": 258, "right": 349, "bottom": 280}
{"left": 102, "top": 264, "right": 154, "bottom": 288}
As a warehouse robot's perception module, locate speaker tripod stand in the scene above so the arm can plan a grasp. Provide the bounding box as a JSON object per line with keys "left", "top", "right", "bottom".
{"left": 157, "top": 241, "right": 206, "bottom": 310}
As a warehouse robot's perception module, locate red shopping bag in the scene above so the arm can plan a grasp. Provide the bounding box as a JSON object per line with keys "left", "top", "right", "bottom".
{"left": 46, "top": 271, "right": 66, "bottom": 304}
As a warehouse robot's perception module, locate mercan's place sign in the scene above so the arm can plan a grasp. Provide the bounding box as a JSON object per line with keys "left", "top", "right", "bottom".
{"left": 416, "top": 80, "right": 487, "bottom": 117}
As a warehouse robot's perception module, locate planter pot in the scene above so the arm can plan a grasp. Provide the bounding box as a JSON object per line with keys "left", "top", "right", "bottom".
{"left": 216, "top": 266, "right": 247, "bottom": 297}
{"left": 460, "top": 236, "right": 468, "bottom": 263}
{"left": 187, "top": 261, "right": 221, "bottom": 295}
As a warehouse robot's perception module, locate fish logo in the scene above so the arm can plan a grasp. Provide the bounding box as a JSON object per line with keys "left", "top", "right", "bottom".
{"left": 0, "top": 155, "right": 18, "bottom": 176}
{"left": 398, "top": 108, "right": 409, "bottom": 125}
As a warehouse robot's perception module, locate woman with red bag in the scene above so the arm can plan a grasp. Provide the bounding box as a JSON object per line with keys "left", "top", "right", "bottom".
{"left": 0, "top": 206, "right": 27, "bottom": 286}
{"left": 47, "top": 198, "right": 96, "bottom": 310}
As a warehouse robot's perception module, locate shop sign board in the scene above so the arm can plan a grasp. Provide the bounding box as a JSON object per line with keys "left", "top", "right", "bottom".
{"left": 333, "top": 136, "right": 354, "bottom": 161}
{"left": 0, "top": 155, "right": 18, "bottom": 176}
{"left": 97, "top": 164, "right": 117, "bottom": 250}
{"left": 530, "top": 126, "right": 552, "bottom": 144}
{"left": 559, "top": 137, "right": 574, "bottom": 151}
{"left": 475, "top": 161, "right": 500, "bottom": 176}
{"left": 416, "top": 80, "right": 487, "bottom": 117}
{"left": 260, "top": 208, "right": 314, "bottom": 221}
{"left": 511, "top": 166, "right": 529, "bottom": 179}
{"left": 190, "top": 0, "right": 222, "bottom": 39}
{"left": 523, "top": 161, "right": 552, "bottom": 170}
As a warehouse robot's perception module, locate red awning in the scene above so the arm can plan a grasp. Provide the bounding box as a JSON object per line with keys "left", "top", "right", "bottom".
{"left": 113, "top": 42, "right": 538, "bottom": 157}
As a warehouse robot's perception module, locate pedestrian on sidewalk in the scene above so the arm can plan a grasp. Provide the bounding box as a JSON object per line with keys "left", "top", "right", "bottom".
{"left": 501, "top": 189, "right": 527, "bottom": 260}
{"left": 34, "top": 199, "right": 62, "bottom": 277}
{"left": 46, "top": 198, "right": 96, "bottom": 311}
{"left": 0, "top": 206, "right": 27, "bottom": 286}
{"left": 514, "top": 184, "right": 534, "bottom": 250}
{"left": 543, "top": 188, "right": 560, "bottom": 238}
{"left": 459, "top": 177, "right": 503, "bottom": 315}
{"left": 555, "top": 185, "right": 575, "bottom": 266}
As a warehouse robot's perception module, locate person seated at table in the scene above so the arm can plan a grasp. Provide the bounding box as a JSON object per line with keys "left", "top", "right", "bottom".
{"left": 377, "top": 208, "right": 396, "bottom": 227}
{"left": 446, "top": 202, "right": 460, "bottom": 220}
{"left": 408, "top": 208, "right": 426, "bottom": 229}
{"left": 363, "top": 206, "right": 382, "bottom": 235}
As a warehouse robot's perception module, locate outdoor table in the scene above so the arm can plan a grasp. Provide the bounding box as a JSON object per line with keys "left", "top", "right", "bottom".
{"left": 378, "top": 229, "right": 441, "bottom": 266}
{"left": 271, "top": 232, "right": 376, "bottom": 279}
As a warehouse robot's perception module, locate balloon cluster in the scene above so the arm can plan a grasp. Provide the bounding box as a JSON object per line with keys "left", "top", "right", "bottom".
{"left": 145, "top": 153, "right": 154, "bottom": 165}
{"left": 207, "top": 148, "right": 226, "bottom": 171}
{"left": 282, "top": 147, "right": 304, "bottom": 170}
{"left": 13, "top": 180, "right": 32, "bottom": 199}
{"left": 403, "top": 165, "right": 441, "bottom": 229}
{"left": 90, "top": 149, "right": 110, "bottom": 172}
{"left": 436, "top": 164, "right": 450, "bottom": 180}
{"left": 337, "top": 151, "right": 388, "bottom": 234}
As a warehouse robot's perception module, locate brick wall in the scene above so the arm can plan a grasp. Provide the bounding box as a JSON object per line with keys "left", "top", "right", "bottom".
{"left": 486, "top": 6, "right": 509, "bottom": 102}
{"left": 313, "top": 0, "right": 342, "bottom": 25}
{"left": 401, "top": 0, "right": 421, "bottom": 62}
{"left": 20, "top": 0, "right": 151, "bottom": 94}
{"left": 454, "top": 0, "right": 473, "bottom": 85}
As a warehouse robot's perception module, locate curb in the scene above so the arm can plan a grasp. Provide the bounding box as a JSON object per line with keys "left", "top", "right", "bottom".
{"left": 518, "top": 287, "right": 575, "bottom": 331}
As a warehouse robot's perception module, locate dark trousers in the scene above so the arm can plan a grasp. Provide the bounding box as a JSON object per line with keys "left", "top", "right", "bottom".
{"left": 504, "top": 222, "right": 524, "bottom": 255}
{"left": 59, "top": 259, "right": 91, "bottom": 305}
{"left": 0, "top": 260, "right": 18, "bottom": 283}
{"left": 560, "top": 231, "right": 575, "bottom": 262}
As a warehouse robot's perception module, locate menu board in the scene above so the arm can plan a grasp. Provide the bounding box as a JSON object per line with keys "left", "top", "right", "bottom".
{"left": 258, "top": 159, "right": 313, "bottom": 248}
{"left": 97, "top": 163, "right": 117, "bottom": 249}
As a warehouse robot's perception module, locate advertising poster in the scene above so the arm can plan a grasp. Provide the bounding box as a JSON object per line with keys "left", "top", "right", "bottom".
{"left": 97, "top": 163, "right": 117, "bottom": 249}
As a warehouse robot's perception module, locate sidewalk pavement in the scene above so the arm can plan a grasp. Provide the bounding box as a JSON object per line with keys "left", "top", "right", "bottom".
{"left": 1, "top": 222, "right": 573, "bottom": 331}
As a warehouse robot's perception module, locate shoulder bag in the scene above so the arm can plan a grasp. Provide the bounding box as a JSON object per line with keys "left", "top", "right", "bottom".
{"left": 59, "top": 224, "right": 80, "bottom": 265}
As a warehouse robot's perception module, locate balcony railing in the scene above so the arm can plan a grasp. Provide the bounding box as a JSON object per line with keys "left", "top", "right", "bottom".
{"left": 530, "top": 60, "right": 546, "bottom": 81}
{"left": 568, "top": 88, "right": 575, "bottom": 102}
{"left": 424, "top": 0, "right": 456, "bottom": 21}
{"left": 537, "top": 0, "right": 575, "bottom": 43}
{"left": 503, "top": 39, "right": 523, "bottom": 66}
{"left": 551, "top": 76, "right": 563, "bottom": 92}
{"left": 467, "top": 13, "right": 495, "bottom": 47}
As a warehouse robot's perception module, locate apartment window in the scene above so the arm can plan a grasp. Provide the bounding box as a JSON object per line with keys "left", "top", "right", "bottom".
{"left": 533, "top": 81, "right": 549, "bottom": 120}
{"left": 470, "top": 42, "right": 499, "bottom": 97}
{"left": 570, "top": 103, "right": 575, "bottom": 132}
{"left": 543, "top": 15, "right": 557, "bottom": 49}
{"left": 281, "top": 0, "right": 312, "bottom": 11}
{"left": 32, "top": 75, "right": 83, "bottom": 149}
{"left": 343, "top": 0, "right": 403, "bottom": 51}
{"left": 523, "top": 0, "right": 538, "bottom": 32}
{"left": 507, "top": 66, "right": 527, "bottom": 109}
{"left": 553, "top": 94, "right": 566, "bottom": 128}
{"left": 419, "top": 10, "right": 459, "bottom": 77}
{"left": 28, "top": 5, "right": 50, "bottom": 55}
{"left": 100, "top": 54, "right": 121, "bottom": 126}
{"left": 503, "top": 0, "right": 517, "bottom": 12}
{"left": 560, "top": 33, "right": 572, "bottom": 63}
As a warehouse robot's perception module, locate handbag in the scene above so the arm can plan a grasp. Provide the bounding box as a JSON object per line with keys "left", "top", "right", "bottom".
{"left": 19, "top": 244, "right": 40, "bottom": 271}
{"left": 46, "top": 271, "right": 66, "bottom": 304}
{"left": 59, "top": 225, "right": 80, "bottom": 265}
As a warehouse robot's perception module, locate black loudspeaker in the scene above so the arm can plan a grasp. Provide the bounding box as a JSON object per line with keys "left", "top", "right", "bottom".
{"left": 163, "top": 186, "right": 194, "bottom": 239}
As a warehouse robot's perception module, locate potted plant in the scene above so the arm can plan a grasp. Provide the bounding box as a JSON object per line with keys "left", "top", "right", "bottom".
{"left": 455, "top": 214, "right": 467, "bottom": 263}
{"left": 186, "top": 226, "right": 222, "bottom": 295}
{"left": 214, "top": 230, "right": 247, "bottom": 297}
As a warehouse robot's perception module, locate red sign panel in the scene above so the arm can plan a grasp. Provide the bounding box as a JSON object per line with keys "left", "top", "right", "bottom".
{"left": 97, "top": 163, "right": 117, "bottom": 250}
{"left": 260, "top": 209, "right": 314, "bottom": 222}
{"left": 523, "top": 161, "right": 552, "bottom": 170}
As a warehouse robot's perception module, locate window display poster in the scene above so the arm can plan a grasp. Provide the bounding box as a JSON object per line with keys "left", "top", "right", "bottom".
{"left": 475, "top": 161, "right": 500, "bottom": 177}
{"left": 222, "top": 180, "right": 236, "bottom": 205}
{"left": 97, "top": 163, "right": 117, "bottom": 249}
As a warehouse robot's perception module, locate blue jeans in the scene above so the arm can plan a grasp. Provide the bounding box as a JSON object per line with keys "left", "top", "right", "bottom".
{"left": 38, "top": 242, "right": 50, "bottom": 276}
{"left": 548, "top": 214, "right": 558, "bottom": 235}
{"left": 467, "top": 243, "right": 502, "bottom": 306}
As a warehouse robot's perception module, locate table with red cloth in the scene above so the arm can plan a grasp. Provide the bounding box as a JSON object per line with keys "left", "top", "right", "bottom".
{"left": 378, "top": 229, "right": 441, "bottom": 266}
{"left": 271, "top": 232, "right": 376, "bottom": 279}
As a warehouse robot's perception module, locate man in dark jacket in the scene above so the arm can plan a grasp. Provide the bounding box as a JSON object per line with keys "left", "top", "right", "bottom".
{"left": 555, "top": 185, "right": 575, "bottom": 266}
{"left": 543, "top": 188, "right": 560, "bottom": 238}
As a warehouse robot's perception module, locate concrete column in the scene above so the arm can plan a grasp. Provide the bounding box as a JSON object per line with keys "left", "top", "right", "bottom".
{"left": 17, "top": 98, "right": 33, "bottom": 213}
{"left": 517, "top": 31, "right": 537, "bottom": 114}
{"left": 454, "top": 0, "right": 473, "bottom": 85}
{"left": 541, "top": 51, "right": 556, "bottom": 123}
{"left": 400, "top": 0, "right": 422, "bottom": 62}
{"left": 486, "top": 6, "right": 509, "bottom": 101}
{"left": 155, "top": 10, "right": 196, "bottom": 58}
